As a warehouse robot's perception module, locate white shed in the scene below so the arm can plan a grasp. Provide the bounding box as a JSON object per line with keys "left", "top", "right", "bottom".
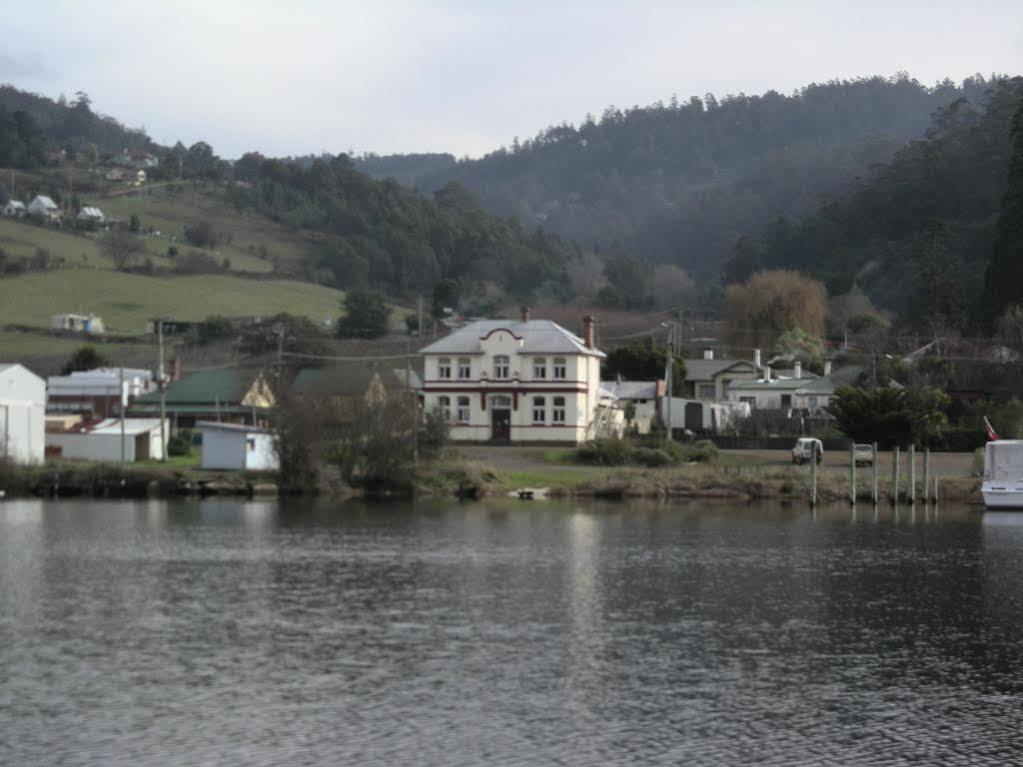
{"left": 46, "top": 418, "right": 168, "bottom": 462}
{"left": 0, "top": 363, "right": 46, "bottom": 465}
{"left": 3, "top": 200, "right": 26, "bottom": 217}
{"left": 198, "top": 421, "right": 278, "bottom": 471}
{"left": 27, "top": 195, "right": 60, "bottom": 221}
{"left": 77, "top": 206, "right": 105, "bottom": 224}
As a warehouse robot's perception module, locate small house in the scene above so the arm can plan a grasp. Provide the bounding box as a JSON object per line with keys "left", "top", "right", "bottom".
{"left": 725, "top": 362, "right": 818, "bottom": 411}
{"left": 27, "top": 195, "right": 61, "bottom": 222}
{"left": 50, "top": 313, "right": 106, "bottom": 335}
{"left": 77, "top": 206, "right": 105, "bottom": 225}
{"left": 47, "top": 367, "right": 155, "bottom": 417}
{"left": 0, "top": 363, "right": 46, "bottom": 464}
{"left": 683, "top": 349, "right": 762, "bottom": 401}
{"left": 3, "top": 200, "right": 26, "bottom": 218}
{"left": 129, "top": 368, "right": 274, "bottom": 428}
{"left": 198, "top": 421, "right": 278, "bottom": 471}
{"left": 46, "top": 417, "right": 168, "bottom": 462}
{"left": 604, "top": 379, "right": 665, "bottom": 433}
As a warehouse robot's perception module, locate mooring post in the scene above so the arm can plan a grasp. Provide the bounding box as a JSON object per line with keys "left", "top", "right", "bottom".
{"left": 892, "top": 446, "right": 901, "bottom": 504}
{"left": 923, "top": 448, "right": 931, "bottom": 505}
{"left": 934, "top": 476, "right": 939, "bottom": 506}
{"left": 810, "top": 441, "right": 818, "bottom": 507}
{"left": 912, "top": 443, "right": 920, "bottom": 505}
{"left": 871, "top": 442, "right": 879, "bottom": 505}
{"left": 849, "top": 442, "right": 856, "bottom": 504}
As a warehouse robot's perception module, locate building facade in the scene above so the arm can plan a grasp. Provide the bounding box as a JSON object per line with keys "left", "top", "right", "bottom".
{"left": 198, "top": 421, "right": 278, "bottom": 471}
{"left": 419, "top": 313, "right": 605, "bottom": 445}
{"left": 0, "top": 363, "right": 46, "bottom": 464}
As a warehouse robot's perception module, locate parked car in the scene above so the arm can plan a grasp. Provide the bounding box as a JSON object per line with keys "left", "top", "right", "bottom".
{"left": 792, "top": 437, "right": 823, "bottom": 465}
{"left": 854, "top": 443, "right": 874, "bottom": 467}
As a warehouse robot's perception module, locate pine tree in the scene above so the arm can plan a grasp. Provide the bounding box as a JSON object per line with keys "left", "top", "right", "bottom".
{"left": 981, "top": 96, "right": 1023, "bottom": 324}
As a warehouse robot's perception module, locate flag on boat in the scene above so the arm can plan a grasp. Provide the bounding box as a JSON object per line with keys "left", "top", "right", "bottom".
{"left": 984, "top": 416, "right": 1000, "bottom": 442}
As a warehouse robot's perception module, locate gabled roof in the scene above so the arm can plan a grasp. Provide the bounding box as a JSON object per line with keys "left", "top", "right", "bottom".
{"left": 729, "top": 375, "right": 818, "bottom": 392}
{"left": 291, "top": 364, "right": 421, "bottom": 397}
{"left": 794, "top": 376, "right": 836, "bottom": 396}
{"left": 78, "top": 206, "right": 104, "bottom": 218}
{"left": 30, "top": 195, "right": 58, "bottom": 209}
{"left": 134, "top": 368, "right": 264, "bottom": 406}
{"left": 5, "top": 200, "right": 25, "bottom": 209}
{"left": 684, "top": 358, "right": 758, "bottom": 381}
{"left": 419, "top": 319, "right": 604, "bottom": 358}
{"left": 605, "top": 380, "right": 660, "bottom": 400}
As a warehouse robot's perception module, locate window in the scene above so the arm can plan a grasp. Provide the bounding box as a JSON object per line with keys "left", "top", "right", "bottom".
{"left": 493, "top": 355, "right": 510, "bottom": 380}
{"left": 553, "top": 357, "right": 566, "bottom": 379}
{"left": 438, "top": 357, "right": 451, "bottom": 379}
{"left": 808, "top": 396, "right": 819, "bottom": 410}
{"left": 457, "top": 396, "right": 471, "bottom": 424}
{"left": 438, "top": 396, "right": 452, "bottom": 422}
{"left": 246, "top": 437, "right": 256, "bottom": 452}
{"left": 739, "top": 396, "right": 756, "bottom": 408}
{"left": 457, "top": 358, "right": 471, "bottom": 379}
{"left": 696, "top": 383, "right": 715, "bottom": 400}
{"left": 533, "top": 357, "right": 547, "bottom": 379}
{"left": 552, "top": 396, "right": 566, "bottom": 424}
{"left": 532, "top": 396, "right": 546, "bottom": 424}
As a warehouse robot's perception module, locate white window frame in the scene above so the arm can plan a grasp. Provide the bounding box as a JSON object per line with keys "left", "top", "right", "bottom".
{"left": 438, "top": 357, "right": 452, "bottom": 379}
{"left": 457, "top": 357, "right": 471, "bottom": 380}
{"left": 438, "top": 395, "right": 452, "bottom": 422}
{"left": 533, "top": 357, "right": 547, "bottom": 380}
{"left": 552, "top": 396, "right": 566, "bottom": 425}
{"left": 532, "top": 396, "right": 546, "bottom": 424}
{"left": 553, "top": 357, "right": 566, "bottom": 379}
{"left": 456, "top": 396, "right": 471, "bottom": 424}
{"left": 493, "top": 355, "right": 510, "bottom": 380}
{"left": 697, "top": 383, "right": 715, "bottom": 400}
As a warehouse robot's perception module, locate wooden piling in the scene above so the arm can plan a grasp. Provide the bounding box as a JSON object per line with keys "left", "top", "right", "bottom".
{"left": 849, "top": 443, "right": 856, "bottom": 504}
{"left": 892, "top": 446, "right": 900, "bottom": 504}
{"left": 871, "top": 443, "right": 879, "bottom": 505}
{"left": 810, "top": 441, "right": 818, "bottom": 506}
{"left": 908, "top": 444, "right": 916, "bottom": 505}
{"left": 923, "top": 448, "right": 931, "bottom": 504}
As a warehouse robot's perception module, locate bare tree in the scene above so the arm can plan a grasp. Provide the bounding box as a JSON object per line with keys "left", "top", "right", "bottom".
{"left": 724, "top": 269, "right": 827, "bottom": 350}
{"left": 102, "top": 229, "right": 146, "bottom": 271}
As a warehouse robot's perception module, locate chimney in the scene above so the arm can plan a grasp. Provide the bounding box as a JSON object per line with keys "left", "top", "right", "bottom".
{"left": 520, "top": 305, "right": 530, "bottom": 323}
{"left": 583, "top": 315, "right": 596, "bottom": 350}
{"left": 763, "top": 366, "right": 771, "bottom": 382}
{"left": 703, "top": 348, "right": 714, "bottom": 360}
{"left": 794, "top": 361, "right": 802, "bottom": 379}
{"left": 170, "top": 356, "right": 181, "bottom": 382}
{"left": 824, "top": 360, "right": 832, "bottom": 376}
{"left": 753, "top": 348, "right": 761, "bottom": 367}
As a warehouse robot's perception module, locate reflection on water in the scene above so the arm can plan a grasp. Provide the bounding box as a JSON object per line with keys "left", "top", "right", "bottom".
{"left": 1, "top": 498, "right": 1023, "bottom": 766}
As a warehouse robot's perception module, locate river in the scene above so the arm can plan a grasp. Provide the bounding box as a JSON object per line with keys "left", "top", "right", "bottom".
{"left": 1, "top": 498, "right": 1022, "bottom": 765}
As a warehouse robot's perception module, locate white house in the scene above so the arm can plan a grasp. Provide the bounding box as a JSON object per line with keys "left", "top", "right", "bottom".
{"left": 604, "top": 379, "right": 664, "bottom": 434}
{"left": 27, "top": 195, "right": 60, "bottom": 222}
{"left": 0, "top": 363, "right": 46, "bottom": 464}
{"left": 198, "top": 421, "right": 278, "bottom": 471}
{"left": 419, "top": 310, "right": 605, "bottom": 445}
{"left": 47, "top": 367, "right": 155, "bottom": 417}
{"left": 50, "top": 313, "right": 105, "bottom": 334}
{"left": 76, "top": 206, "right": 105, "bottom": 225}
{"left": 46, "top": 417, "right": 168, "bottom": 462}
{"left": 3, "top": 200, "right": 26, "bottom": 218}
{"left": 726, "top": 362, "right": 819, "bottom": 411}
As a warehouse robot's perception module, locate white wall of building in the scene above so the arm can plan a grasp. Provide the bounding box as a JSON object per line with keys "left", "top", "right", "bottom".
{"left": 46, "top": 419, "right": 167, "bottom": 462}
{"left": 0, "top": 364, "right": 45, "bottom": 464}
{"left": 200, "top": 424, "right": 278, "bottom": 470}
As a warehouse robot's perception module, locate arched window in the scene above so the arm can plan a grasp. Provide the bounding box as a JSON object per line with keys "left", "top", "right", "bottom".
{"left": 438, "top": 358, "right": 451, "bottom": 379}
{"left": 437, "top": 396, "right": 452, "bottom": 422}
{"left": 457, "top": 358, "right": 471, "bottom": 379}
{"left": 532, "top": 396, "right": 546, "bottom": 424}
{"left": 552, "top": 396, "right": 566, "bottom": 424}
{"left": 457, "top": 396, "right": 471, "bottom": 424}
{"left": 491, "top": 395, "right": 512, "bottom": 408}
{"left": 533, "top": 357, "right": 547, "bottom": 379}
{"left": 553, "top": 357, "right": 567, "bottom": 379}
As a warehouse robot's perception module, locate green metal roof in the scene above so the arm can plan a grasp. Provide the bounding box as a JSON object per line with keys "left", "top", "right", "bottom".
{"left": 134, "top": 369, "right": 262, "bottom": 406}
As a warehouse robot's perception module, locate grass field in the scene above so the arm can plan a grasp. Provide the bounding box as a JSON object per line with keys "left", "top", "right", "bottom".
{"left": 0, "top": 269, "right": 346, "bottom": 333}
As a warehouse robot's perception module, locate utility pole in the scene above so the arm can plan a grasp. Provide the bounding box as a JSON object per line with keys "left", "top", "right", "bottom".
{"left": 119, "top": 366, "right": 126, "bottom": 463}
{"left": 157, "top": 319, "right": 166, "bottom": 461}
{"left": 662, "top": 322, "right": 674, "bottom": 441}
{"left": 274, "top": 323, "right": 285, "bottom": 432}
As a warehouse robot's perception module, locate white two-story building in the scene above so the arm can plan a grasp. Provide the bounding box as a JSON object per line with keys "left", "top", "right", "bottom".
{"left": 419, "top": 311, "right": 605, "bottom": 445}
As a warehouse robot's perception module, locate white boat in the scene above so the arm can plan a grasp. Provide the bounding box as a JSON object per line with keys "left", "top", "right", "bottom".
{"left": 982, "top": 440, "right": 1023, "bottom": 509}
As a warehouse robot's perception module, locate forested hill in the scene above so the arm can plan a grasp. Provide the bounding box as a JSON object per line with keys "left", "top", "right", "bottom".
{"left": 226, "top": 155, "right": 584, "bottom": 303}
{"left": 356, "top": 75, "right": 995, "bottom": 278}
{"left": 0, "top": 86, "right": 157, "bottom": 154}
{"left": 753, "top": 77, "right": 1023, "bottom": 333}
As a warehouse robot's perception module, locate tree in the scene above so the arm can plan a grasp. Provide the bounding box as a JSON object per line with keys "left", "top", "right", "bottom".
{"left": 101, "top": 229, "right": 145, "bottom": 271}
{"left": 773, "top": 328, "right": 826, "bottom": 372}
{"left": 240, "top": 313, "right": 328, "bottom": 358}
{"left": 62, "top": 344, "right": 109, "bottom": 374}
{"left": 337, "top": 291, "right": 391, "bottom": 339}
{"left": 981, "top": 94, "right": 1023, "bottom": 324}
{"left": 333, "top": 392, "right": 417, "bottom": 488}
{"left": 183, "top": 220, "right": 216, "bottom": 248}
{"left": 826, "top": 385, "right": 949, "bottom": 448}
{"left": 651, "top": 264, "right": 696, "bottom": 310}
{"left": 431, "top": 278, "right": 461, "bottom": 318}
{"left": 603, "top": 341, "right": 686, "bottom": 395}
{"left": 723, "top": 269, "right": 827, "bottom": 349}
{"left": 722, "top": 236, "right": 763, "bottom": 285}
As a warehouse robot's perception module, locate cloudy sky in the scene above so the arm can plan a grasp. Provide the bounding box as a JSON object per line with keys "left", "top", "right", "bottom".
{"left": 1, "top": 1, "right": 1021, "bottom": 159}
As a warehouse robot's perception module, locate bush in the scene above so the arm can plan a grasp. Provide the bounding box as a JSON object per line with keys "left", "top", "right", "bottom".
{"left": 419, "top": 406, "right": 449, "bottom": 459}
{"left": 576, "top": 438, "right": 632, "bottom": 465}
{"left": 685, "top": 440, "right": 719, "bottom": 463}
{"left": 167, "top": 433, "right": 192, "bottom": 457}
{"left": 632, "top": 447, "right": 673, "bottom": 467}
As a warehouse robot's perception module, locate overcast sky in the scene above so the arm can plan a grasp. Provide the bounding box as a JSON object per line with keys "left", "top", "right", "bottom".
{"left": 1, "top": 1, "right": 1021, "bottom": 159}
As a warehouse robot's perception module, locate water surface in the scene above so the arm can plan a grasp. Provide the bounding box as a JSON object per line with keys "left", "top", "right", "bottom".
{"left": 1, "top": 498, "right": 1022, "bottom": 765}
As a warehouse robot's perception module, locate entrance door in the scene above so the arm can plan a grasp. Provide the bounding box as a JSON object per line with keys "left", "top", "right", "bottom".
{"left": 491, "top": 409, "right": 511, "bottom": 443}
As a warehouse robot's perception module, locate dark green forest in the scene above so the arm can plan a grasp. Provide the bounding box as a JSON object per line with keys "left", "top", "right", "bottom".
{"left": 0, "top": 87, "right": 157, "bottom": 155}
{"left": 226, "top": 154, "right": 584, "bottom": 301}
{"left": 356, "top": 75, "right": 995, "bottom": 279}
{"left": 753, "top": 77, "right": 1023, "bottom": 332}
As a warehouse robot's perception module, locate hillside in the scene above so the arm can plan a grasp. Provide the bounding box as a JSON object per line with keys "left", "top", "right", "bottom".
{"left": 357, "top": 75, "right": 997, "bottom": 278}
{"left": 756, "top": 77, "right": 1023, "bottom": 333}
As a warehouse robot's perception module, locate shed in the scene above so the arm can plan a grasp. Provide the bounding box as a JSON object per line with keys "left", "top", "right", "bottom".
{"left": 0, "top": 363, "right": 46, "bottom": 464}
{"left": 77, "top": 206, "right": 105, "bottom": 224}
{"left": 27, "top": 195, "right": 60, "bottom": 221}
{"left": 3, "top": 200, "right": 26, "bottom": 217}
{"left": 198, "top": 421, "right": 278, "bottom": 471}
{"left": 46, "top": 418, "right": 168, "bottom": 462}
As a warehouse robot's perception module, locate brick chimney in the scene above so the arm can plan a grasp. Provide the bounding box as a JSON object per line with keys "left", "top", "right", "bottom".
{"left": 583, "top": 315, "right": 596, "bottom": 350}
{"left": 794, "top": 361, "right": 802, "bottom": 379}
{"left": 170, "top": 356, "right": 181, "bottom": 382}
{"left": 520, "top": 305, "right": 530, "bottom": 323}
